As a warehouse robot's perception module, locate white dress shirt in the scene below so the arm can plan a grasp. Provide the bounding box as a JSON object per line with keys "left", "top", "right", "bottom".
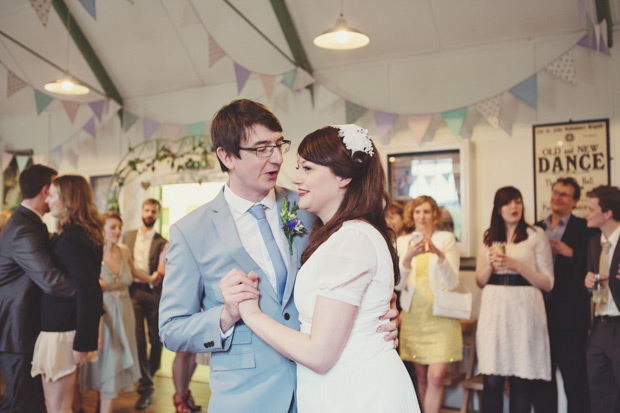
{"left": 133, "top": 226, "right": 156, "bottom": 274}
{"left": 598, "top": 224, "right": 620, "bottom": 316}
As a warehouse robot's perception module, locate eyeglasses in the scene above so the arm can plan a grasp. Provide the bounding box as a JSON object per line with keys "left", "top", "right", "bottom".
{"left": 552, "top": 190, "right": 574, "bottom": 198}
{"left": 239, "top": 140, "right": 291, "bottom": 158}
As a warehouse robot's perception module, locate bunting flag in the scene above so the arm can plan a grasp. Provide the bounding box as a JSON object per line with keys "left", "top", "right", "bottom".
{"left": 181, "top": 0, "right": 200, "bottom": 26}
{"left": 406, "top": 114, "right": 432, "bottom": 144}
{"left": 28, "top": 0, "right": 53, "bottom": 27}
{"left": 509, "top": 75, "right": 537, "bottom": 108}
{"left": 260, "top": 74, "right": 275, "bottom": 100}
{"left": 34, "top": 90, "right": 53, "bottom": 115}
{"left": 50, "top": 145, "right": 62, "bottom": 168}
{"left": 345, "top": 101, "right": 367, "bottom": 124}
{"left": 7, "top": 71, "right": 27, "bottom": 98}
{"left": 187, "top": 122, "right": 204, "bottom": 136}
{"left": 62, "top": 100, "right": 80, "bottom": 123}
{"left": 79, "top": 0, "right": 96, "bottom": 20}
{"left": 15, "top": 155, "right": 30, "bottom": 172}
{"left": 1, "top": 152, "right": 13, "bottom": 173}
{"left": 281, "top": 69, "right": 296, "bottom": 89}
{"left": 163, "top": 124, "right": 182, "bottom": 140}
{"left": 441, "top": 107, "right": 467, "bottom": 137}
{"left": 291, "top": 68, "right": 314, "bottom": 91}
{"left": 475, "top": 95, "right": 501, "bottom": 128}
{"left": 594, "top": 21, "right": 601, "bottom": 51}
{"left": 89, "top": 100, "right": 105, "bottom": 121}
{"left": 545, "top": 52, "right": 576, "bottom": 85}
{"left": 143, "top": 119, "right": 159, "bottom": 141}
{"left": 65, "top": 141, "right": 79, "bottom": 170}
{"left": 234, "top": 63, "right": 251, "bottom": 94}
{"left": 209, "top": 35, "right": 226, "bottom": 67}
{"left": 600, "top": 19, "right": 608, "bottom": 49}
{"left": 122, "top": 111, "right": 139, "bottom": 132}
{"left": 373, "top": 111, "right": 398, "bottom": 143}
{"left": 82, "top": 116, "right": 96, "bottom": 138}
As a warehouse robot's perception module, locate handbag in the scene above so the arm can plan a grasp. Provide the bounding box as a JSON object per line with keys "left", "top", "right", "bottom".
{"left": 432, "top": 283, "right": 472, "bottom": 320}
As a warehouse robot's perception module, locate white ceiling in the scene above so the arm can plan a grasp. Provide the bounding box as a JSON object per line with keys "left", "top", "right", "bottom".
{"left": 0, "top": 0, "right": 613, "bottom": 119}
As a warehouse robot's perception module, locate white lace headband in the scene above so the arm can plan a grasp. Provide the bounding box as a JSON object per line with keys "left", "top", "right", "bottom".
{"left": 331, "top": 124, "right": 374, "bottom": 158}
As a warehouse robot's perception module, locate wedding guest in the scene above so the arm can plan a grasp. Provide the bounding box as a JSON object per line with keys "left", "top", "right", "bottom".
{"left": 30, "top": 175, "right": 104, "bottom": 413}
{"left": 476, "top": 186, "right": 553, "bottom": 412}
{"left": 395, "top": 195, "right": 462, "bottom": 413}
{"left": 79, "top": 211, "right": 159, "bottom": 413}
{"left": 238, "top": 124, "right": 419, "bottom": 412}
{"left": 386, "top": 201, "right": 413, "bottom": 238}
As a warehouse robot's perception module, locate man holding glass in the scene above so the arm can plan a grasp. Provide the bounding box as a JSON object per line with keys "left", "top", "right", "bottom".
{"left": 583, "top": 185, "right": 620, "bottom": 413}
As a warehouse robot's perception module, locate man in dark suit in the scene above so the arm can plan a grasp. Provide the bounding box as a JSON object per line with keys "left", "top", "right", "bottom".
{"left": 533, "top": 177, "right": 592, "bottom": 413}
{"left": 583, "top": 185, "right": 620, "bottom": 413}
{"left": 0, "top": 164, "right": 75, "bottom": 412}
{"left": 122, "top": 198, "right": 167, "bottom": 410}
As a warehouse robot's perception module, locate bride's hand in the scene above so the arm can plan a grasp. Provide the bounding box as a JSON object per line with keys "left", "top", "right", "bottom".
{"left": 238, "top": 271, "right": 261, "bottom": 319}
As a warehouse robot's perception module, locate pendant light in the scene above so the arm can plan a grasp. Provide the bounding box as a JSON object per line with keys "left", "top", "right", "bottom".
{"left": 44, "top": 14, "right": 89, "bottom": 95}
{"left": 313, "top": 1, "right": 369, "bottom": 50}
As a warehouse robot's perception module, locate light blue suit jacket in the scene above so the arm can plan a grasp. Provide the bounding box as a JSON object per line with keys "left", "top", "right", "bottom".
{"left": 159, "top": 186, "right": 314, "bottom": 413}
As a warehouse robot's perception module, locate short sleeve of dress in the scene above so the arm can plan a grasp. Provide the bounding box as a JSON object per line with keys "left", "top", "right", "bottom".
{"left": 314, "top": 225, "right": 378, "bottom": 307}
{"left": 532, "top": 227, "right": 554, "bottom": 283}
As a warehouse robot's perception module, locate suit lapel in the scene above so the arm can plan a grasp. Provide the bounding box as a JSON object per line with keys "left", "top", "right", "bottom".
{"left": 211, "top": 189, "right": 280, "bottom": 303}
{"left": 275, "top": 187, "right": 298, "bottom": 305}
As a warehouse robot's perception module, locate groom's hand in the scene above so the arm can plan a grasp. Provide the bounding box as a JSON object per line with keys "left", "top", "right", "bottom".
{"left": 377, "top": 292, "right": 400, "bottom": 349}
{"left": 220, "top": 268, "right": 260, "bottom": 332}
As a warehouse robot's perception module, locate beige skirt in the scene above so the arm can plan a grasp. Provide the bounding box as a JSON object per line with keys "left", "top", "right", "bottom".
{"left": 31, "top": 331, "right": 97, "bottom": 382}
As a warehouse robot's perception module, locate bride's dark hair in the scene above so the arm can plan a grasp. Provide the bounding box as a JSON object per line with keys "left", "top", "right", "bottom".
{"left": 299, "top": 126, "right": 399, "bottom": 284}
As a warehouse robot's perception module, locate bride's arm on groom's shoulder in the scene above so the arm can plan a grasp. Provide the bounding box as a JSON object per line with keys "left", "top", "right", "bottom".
{"left": 240, "top": 284, "right": 357, "bottom": 375}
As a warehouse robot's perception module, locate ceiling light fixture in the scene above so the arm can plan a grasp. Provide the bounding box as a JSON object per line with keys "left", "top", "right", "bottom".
{"left": 43, "top": 14, "right": 89, "bottom": 96}
{"left": 313, "top": 0, "right": 369, "bottom": 50}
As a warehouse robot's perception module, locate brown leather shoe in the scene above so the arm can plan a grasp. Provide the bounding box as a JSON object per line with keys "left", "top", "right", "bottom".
{"left": 185, "top": 390, "right": 202, "bottom": 412}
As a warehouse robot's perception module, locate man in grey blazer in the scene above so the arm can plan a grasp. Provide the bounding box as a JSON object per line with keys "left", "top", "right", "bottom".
{"left": 0, "top": 164, "right": 75, "bottom": 412}
{"left": 159, "top": 100, "right": 397, "bottom": 412}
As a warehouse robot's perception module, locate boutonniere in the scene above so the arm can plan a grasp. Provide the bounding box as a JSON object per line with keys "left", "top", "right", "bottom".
{"left": 280, "top": 197, "right": 307, "bottom": 255}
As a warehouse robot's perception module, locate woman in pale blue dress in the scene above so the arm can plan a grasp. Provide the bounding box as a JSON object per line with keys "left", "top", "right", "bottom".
{"left": 79, "top": 211, "right": 160, "bottom": 413}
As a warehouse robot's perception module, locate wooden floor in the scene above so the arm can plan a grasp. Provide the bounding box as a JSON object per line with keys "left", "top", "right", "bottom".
{"left": 79, "top": 374, "right": 212, "bottom": 412}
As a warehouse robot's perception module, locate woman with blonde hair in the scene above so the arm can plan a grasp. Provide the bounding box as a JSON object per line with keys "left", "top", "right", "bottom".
{"left": 396, "top": 195, "right": 462, "bottom": 413}
{"left": 30, "top": 175, "right": 104, "bottom": 413}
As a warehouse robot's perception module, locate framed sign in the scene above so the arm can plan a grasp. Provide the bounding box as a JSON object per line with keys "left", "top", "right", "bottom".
{"left": 533, "top": 119, "right": 610, "bottom": 221}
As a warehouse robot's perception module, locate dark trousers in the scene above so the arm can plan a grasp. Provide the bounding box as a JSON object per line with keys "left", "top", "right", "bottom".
{"left": 0, "top": 352, "right": 45, "bottom": 413}
{"left": 532, "top": 328, "right": 590, "bottom": 413}
{"left": 483, "top": 375, "right": 533, "bottom": 413}
{"left": 586, "top": 317, "right": 620, "bottom": 413}
{"left": 132, "top": 287, "right": 162, "bottom": 395}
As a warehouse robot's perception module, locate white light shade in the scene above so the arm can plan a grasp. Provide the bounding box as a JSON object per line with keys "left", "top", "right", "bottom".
{"left": 44, "top": 74, "right": 89, "bottom": 95}
{"left": 313, "top": 16, "right": 369, "bottom": 50}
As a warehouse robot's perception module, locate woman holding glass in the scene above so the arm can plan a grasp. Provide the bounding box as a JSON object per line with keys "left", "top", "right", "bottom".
{"left": 476, "top": 186, "right": 553, "bottom": 412}
{"left": 396, "top": 195, "right": 462, "bottom": 413}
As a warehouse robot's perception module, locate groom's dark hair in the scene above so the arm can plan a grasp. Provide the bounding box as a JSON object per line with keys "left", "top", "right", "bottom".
{"left": 211, "top": 99, "right": 283, "bottom": 172}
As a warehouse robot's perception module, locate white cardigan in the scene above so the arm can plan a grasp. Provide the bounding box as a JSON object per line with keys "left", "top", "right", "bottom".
{"left": 395, "top": 230, "right": 460, "bottom": 312}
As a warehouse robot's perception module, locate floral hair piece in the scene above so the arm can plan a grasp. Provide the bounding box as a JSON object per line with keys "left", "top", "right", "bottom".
{"left": 331, "top": 124, "right": 374, "bottom": 158}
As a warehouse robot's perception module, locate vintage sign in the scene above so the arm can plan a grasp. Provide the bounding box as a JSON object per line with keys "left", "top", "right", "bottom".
{"left": 533, "top": 119, "right": 610, "bottom": 221}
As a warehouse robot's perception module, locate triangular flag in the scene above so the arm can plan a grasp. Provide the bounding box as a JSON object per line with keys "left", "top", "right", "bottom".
{"left": 89, "top": 100, "right": 105, "bottom": 121}
{"left": 291, "top": 68, "right": 314, "bottom": 91}
{"left": 122, "top": 111, "right": 138, "bottom": 132}
{"left": 79, "top": 0, "right": 96, "bottom": 20}
{"left": 209, "top": 35, "right": 226, "bottom": 67}
{"left": 65, "top": 142, "right": 79, "bottom": 170}
{"left": 50, "top": 146, "right": 62, "bottom": 168}
{"left": 234, "top": 62, "right": 251, "bottom": 94}
{"left": 62, "top": 101, "right": 80, "bottom": 123}
{"left": 143, "top": 119, "right": 159, "bottom": 141}
{"left": 82, "top": 116, "right": 96, "bottom": 138}
{"left": 15, "top": 155, "right": 30, "bottom": 172}
{"left": 475, "top": 95, "right": 502, "bottom": 128}
{"left": 28, "top": 0, "right": 53, "bottom": 27}
{"left": 163, "top": 124, "right": 182, "bottom": 140}
{"left": 34, "top": 90, "right": 53, "bottom": 115}
{"left": 442, "top": 173, "right": 452, "bottom": 182}
{"left": 373, "top": 111, "right": 398, "bottom": 143}
{"left": 180, "top": 0, "right": 200, "bottom": 26}
{"left": 599, "top": 36, "right": 611, "bottom": 55}
{"left": 406, "top": 114, "right": 432, "bottom": 144}
{"left": 509, "top": 75, "right": 537, "bottom": 109}
{"left": 441, "top": 107, "right": 467, "bottom": 137}
{"left": 545, "top": 51, "right": 576, "bottom": 85}
{"left": 594, "top": 22, "right": 601, "bottom": 51}
{"left": 1, "top": 152, "right": 14, "bottom": 173}
{"left": 281, "top": 69, "right": 296, "bottom": 89}
{"left": 600, "top": 19, "right": 608, "bottom": 49}
{"left": 7, "top": 71, "right": 27, "bottom": 98}
{"left": 187, "top": 122, "right": 204, "bottom": 136}
{"left": 345, "top": 101, "right": 367, "bottom": 124}
{"left": 260, "top": 74, "right": 275, "bottom": 100}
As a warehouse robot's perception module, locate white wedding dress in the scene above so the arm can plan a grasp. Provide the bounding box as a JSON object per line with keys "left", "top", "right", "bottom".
{"left": 294, "top": 220, "right": 419, "bottom": 412}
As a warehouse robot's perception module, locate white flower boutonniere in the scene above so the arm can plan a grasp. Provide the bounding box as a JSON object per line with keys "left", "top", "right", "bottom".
{"left": 280, "top": 197, "right": 307, "bottom": 255}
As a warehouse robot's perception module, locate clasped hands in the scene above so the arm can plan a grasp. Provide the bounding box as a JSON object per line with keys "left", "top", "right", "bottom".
{"left": 488, "top": 247, "right": 520, "bottom": 273}
{"left": 405, "top": 235, "right": 445, "bottom": 262}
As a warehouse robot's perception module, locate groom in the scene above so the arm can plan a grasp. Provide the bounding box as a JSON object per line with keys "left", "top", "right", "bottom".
{"left": 159, "top": 99, "right": 398, "bottom": 412}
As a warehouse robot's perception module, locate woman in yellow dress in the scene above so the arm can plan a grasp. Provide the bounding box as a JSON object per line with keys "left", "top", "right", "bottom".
{"left": 396, "top": 196, "right": 462, "bottom": 413}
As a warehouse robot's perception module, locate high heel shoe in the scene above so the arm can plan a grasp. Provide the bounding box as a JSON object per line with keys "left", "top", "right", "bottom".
{"left": 185, "top": 390, "right": 202, "bottom": 412}
{"left": 173, "top": 393, "right": 191, "bottom": 413}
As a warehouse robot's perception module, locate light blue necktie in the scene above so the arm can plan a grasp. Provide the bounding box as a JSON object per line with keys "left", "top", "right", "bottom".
{"left": 248, "top": 204, "right": 287, "bottom": 303}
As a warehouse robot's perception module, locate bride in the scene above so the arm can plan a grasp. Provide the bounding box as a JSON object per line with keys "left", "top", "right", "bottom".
{"left": 239, "top": 124, "right": 419, "bottom": 412}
